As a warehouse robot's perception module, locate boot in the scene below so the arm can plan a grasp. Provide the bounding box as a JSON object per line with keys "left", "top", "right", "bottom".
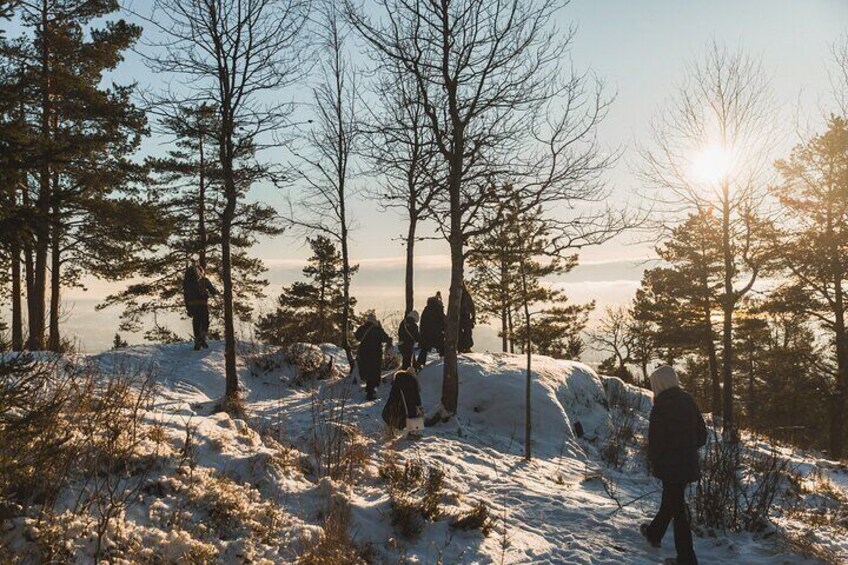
{"left": 640, "top": 523, "right": 661, "bottom": 548}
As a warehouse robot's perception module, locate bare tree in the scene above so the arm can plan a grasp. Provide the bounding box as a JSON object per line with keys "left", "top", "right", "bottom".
{"left": 590, "top": 305, "right": 634, "bottom": 381}
{"left": 285, "top": 1, "right": 359, "bottom": 366}
{"left": 832, "top": 35, "right": 848, "bottom": 116}
{"left": 346, "top": 0, "right": 617, "bottom": 422}
{"left": 143, "top": 0, "right": 310, "bottom": 404}
{"left": 362, "top": 68, "right": 439, "bottom": 316}
{"left": 641, "top": 43, "right": 778, "bottom": 434}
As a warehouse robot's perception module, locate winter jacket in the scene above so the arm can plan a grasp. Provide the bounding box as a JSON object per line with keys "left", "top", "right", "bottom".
{"left": 648, "top": 387, "right": 707, "bottom": 484}
{"left": 419, "top": 297, "right": 446, "bottom": 349}
{"left": 382, "top": 371, "right": 423, "bottom": 430}
{"left": 183, "top": 267, "right": 218, "bottom": 314}
{"left": 355, "top": 321, "right": 391, "bottom": 380}
{"left": 460, "top": 289, "right": 476, "bottom": 327}
{"left": 397, "top": 317, "right": 421, "bottom": 350}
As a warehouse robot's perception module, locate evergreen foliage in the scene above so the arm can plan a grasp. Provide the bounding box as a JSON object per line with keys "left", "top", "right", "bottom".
{"left": 256, "top": 236, "right": 358, "bottom": 346}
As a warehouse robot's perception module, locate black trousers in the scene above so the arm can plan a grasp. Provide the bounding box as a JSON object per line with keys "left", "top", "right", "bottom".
{"left": 400, "top": 345, "right": 415, "bottom": 370}
{"left": 646, "top": 481, "right": 697, "bottom": 564}
{"left": 191, "top": 305, "right": 210, "bottom": 344}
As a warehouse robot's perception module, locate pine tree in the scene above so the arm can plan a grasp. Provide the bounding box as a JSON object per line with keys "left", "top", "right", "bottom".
{"left": 633, "top": 211, "right": 724, "bottom": 409}
{"left": 3, "top": 0, "right": 166, "bottom": 351}
{"left": 772, "top": 115, "right": 848, "bottom": 457}
{"left": 256, "top": 236, "right": 358, "bottom": 346}
{"left": 98, "top": 104, "right": 279, "bottom": 340}
{"left": 468, "top": 202, "right": 593, "bottom": 360}
{"left": 0, "top": 43, "right": 31, "bottom": 351}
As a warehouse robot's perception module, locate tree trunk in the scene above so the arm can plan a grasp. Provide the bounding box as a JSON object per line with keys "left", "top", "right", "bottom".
{"left": 830, "top": 270, "right": 846, "bottom": 458}
{"left": 442, "top": 245, "right": 462, "bottom": 416}
{"left": 501, "top": 306, "right": 508, "bottom": 353}
{"left": 22, "top": 184, "right": 34, "bottom": 349}
{"left": 500, "top": 255, "right": 509, "bottom": 352}
{"left": 220, "top": 115, "right": 238, "bottom": 400}
{"left": 10, "top": 174, "right": 23, "bottom": 351}
{"left": 28, "top": 0, "right": 50, "bottom": 351}
{"left": 48, "top": 181, "right": 61, "bottom": 352}
{"left": 405, "top": 215, "right": 417, "bottom": 316}
{"left": 720, "top": 182, "right": 734, "bottom": 436}
{"left": 198, "top": 132, "right": 207, "bottom": 268}
{"left": 746, "top": 344, "right": 756, "bottom": 428}
{"left": 520, "top": 255, "right": 532, "bottom": 461}
{"left": 340, "top": 219, "right": 354, "bottom": 368}
{"left": 221, "top": 195, "right": 238, "bottom": 399}
{"left": 11, "top": 242, "right": 23, "bottom": 351}
{"left": 507, "top": 307, "right": 515, "bottom": 354}
{"left": 704, "top": 306, "right": 721, "bottom": 419}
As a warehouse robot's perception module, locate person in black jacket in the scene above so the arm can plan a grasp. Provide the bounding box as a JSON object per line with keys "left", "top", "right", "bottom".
{"left": 355, "top": 313, "right": 392, "bottom": 400}
{"left": 382, "top": 370, "right": 424, "bottom": 432}
{"left": 182, "top": 263, "right": 218, "bottom": 350}
{"left": 417, "top": 292, "right": 446, "bottom": 367}
{"left": 640, "top": 365, "right": 707, "bottom": 565}
{"left": 397, "top": 310, "right": 421, "bottom": 370}
{"left": 458, "top": 282, "right": 476, "bottom": 353}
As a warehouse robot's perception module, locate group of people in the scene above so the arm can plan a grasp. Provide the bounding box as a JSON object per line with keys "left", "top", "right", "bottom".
{"left": 353, "top": 284, "right": 476, "bottom": 401}
{"left": 180, "top": 261, "right": 704, "bottom": 565}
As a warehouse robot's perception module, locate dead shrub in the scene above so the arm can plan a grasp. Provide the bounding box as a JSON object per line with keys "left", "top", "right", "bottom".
{"left": 390, "top": 495, "right": 425, "bottom": 539}
{"left": 310, "top": 381, "right": 367, "bottom": 482}
{"left": 380, "top": 457, "right": 447, "bottom": 539}
{"left": 450, "top": 501, "right": 494, "bottom": 536}
{"left": 242, "top": 342, "right": 289, "bottom": 378}
{"left": 600, "top": 383, "right": 643, "bottom": 470}
{"left": 299, "top": 493, "right": 369, "bottom": 565}
{"left": 289, "top": 344, "right": 341, "bottom": 386}
{"left": 693, "top": 431, "right": 796, "bottom": 534}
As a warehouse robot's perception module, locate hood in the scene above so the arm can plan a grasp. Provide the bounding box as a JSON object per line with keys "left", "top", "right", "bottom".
{"left": 649, "top": 365, "right": 680, "bottom": 396}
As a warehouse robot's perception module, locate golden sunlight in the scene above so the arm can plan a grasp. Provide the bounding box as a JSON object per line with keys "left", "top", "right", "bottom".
{"left": 689, "top": 143, "right": 733, "bottom": 185}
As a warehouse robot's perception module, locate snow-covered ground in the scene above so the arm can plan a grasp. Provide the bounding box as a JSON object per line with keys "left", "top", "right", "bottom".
{"left": 4, "top": 341, "right": 846, "bottom": 564}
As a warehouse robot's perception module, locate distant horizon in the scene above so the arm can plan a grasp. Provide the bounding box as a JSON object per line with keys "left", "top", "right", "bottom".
{"left": 3, "top": 0, "right": 847, "bottom": 356}
{"left": 58, "top": 256, "right": 649, "bottom": 355}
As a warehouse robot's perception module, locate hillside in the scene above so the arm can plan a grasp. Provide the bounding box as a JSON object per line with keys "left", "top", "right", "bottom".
{"left": 1, "top": 342, "right": 846, "bottom": 564}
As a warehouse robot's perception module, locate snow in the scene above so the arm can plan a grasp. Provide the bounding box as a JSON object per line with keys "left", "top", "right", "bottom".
{"left": 3, "top": 341, "right": 845, "bottom": 564}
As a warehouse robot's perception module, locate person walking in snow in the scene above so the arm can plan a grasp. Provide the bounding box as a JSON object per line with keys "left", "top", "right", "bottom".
{"left": 381, "top": 369, "right": 424, "bottom": 433}
{"left": 417, "top": 292, "right": 445, "bottom": 367}
{"left": 397, "top": 310, "right": 421, "bottom": 370}
{"left": 182, "top": 262, "right": 218, "bottom": 350}
{"left": 355, "top": 313, "right": 392, "bottom": 401}
{"left": 640, "top": 365, "right": 707, "bottom": 565}
{"left": 458, "top": 281, "right": 476, "bottom": 353}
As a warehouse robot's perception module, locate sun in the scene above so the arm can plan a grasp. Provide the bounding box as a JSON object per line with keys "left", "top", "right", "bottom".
{"left": 689, "top": 144, "right": 732, "bottom": 185}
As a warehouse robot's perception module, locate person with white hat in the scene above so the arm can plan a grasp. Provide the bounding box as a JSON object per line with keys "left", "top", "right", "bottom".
{"left": 354, "top": 312, "right": 392, "bottom": 401}
{"left": 640, "top": 365, "right": 707, "bottom": 565}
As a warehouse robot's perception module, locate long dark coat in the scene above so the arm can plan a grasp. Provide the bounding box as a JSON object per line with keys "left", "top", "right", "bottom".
{"left": 182, "top": 267, "right": 218, "bottom": 316}
{"left": 355, "top": 321, "right": 391, "bottom": 384}
{"left": 382, "top": 372, "right": 423, "bottom": 429}
{"left": 648, "top": 387, "right": 708, "bottom": 484}
{"left": 397, "top": 317, "right": 421, "bottom": 350}
{"left": 419, "top": 296, "right": 445, "bottom": 351}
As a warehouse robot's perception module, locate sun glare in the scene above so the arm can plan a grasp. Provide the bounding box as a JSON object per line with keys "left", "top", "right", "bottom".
{"left": 690, "top": 144, "right": 732, "bottom": 185}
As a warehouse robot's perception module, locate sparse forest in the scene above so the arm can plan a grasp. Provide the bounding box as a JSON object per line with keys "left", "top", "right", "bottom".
{"left": 1, "top": 1, "right": 848, "bottom": 563}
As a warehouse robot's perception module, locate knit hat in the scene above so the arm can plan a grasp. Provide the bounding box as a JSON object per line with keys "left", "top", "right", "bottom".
{"left": 407, "top": 310, "right": 420, "bottom": 323}
{"left": 649, "top": 365, "right": 680, "bottom": 396}
{"left": 365, "top": 312, "right": 377, "bottom": 323}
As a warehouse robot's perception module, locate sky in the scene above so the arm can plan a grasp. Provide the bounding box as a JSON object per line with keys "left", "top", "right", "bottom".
{"left": 5, "top": 0, "right": 848, "bottom": 353}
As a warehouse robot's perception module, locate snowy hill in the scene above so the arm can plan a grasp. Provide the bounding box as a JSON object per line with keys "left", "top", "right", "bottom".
{"left": 3, "top": 342, "right": 846, "bottom": 564}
